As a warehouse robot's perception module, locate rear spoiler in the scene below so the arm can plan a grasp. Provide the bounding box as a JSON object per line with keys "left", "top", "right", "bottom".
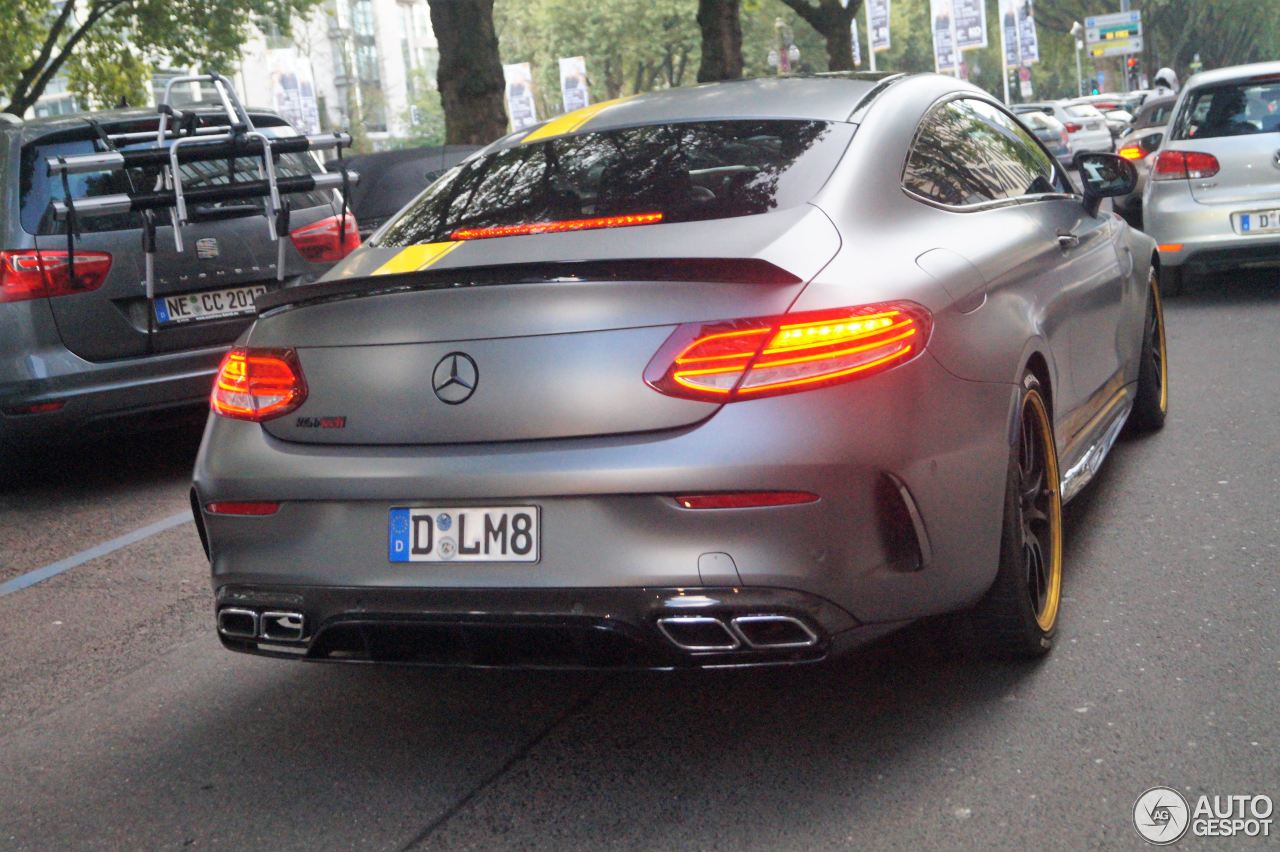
{"left": 43, "top": 72, "right": 360, "bottom": 311}
{"left": 254, "top": 257, "right": 804, "bottom": 315}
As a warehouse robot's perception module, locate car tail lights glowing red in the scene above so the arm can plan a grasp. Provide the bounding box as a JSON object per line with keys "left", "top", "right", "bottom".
{"left": 645, "top": 302, "right": 931, "bottom": 402}
{"left": 205, "top": 501, "right": 280, "bottom": 515}
{"left": 1153, "top": 150, "right": 1221, "bottom": 181}
{"left": 211, "top": 348, "right": 308, "bottom": 421}
{"left": 290, "top": 213, "right": 360, "bottom": 263}
{"left": 0, "top": 250, "right": 112, "bottom": 303}
{"left": 450, "top": 212, "right": 663, "bottom": 241}
{"left": 1064, "top": 121, "right": 1083, "bottom": 134}
{"left": 674, "top": 492, "right": 819, "bottom": 509}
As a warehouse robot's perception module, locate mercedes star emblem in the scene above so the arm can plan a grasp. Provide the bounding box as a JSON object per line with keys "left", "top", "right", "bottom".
{"left": 432, "top": 352, "right": 478, "bottom": 404}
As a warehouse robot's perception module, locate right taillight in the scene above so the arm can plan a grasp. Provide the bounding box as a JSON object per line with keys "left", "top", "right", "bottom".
{"left": 0, "top": 249, "right": 112, "bottom": 304}
{"left": 1153, "top": 150, "right": 1221, "bottom": 181}
{"left": 645, "top": 301, "right": 931, "bottom": 402}
{"left": 1064, "top": 121, "right": 1083, "bottom": 133}
{"left": 290, "top": 213, "right": 360, "bottom": 263}
{"left": 211, "top": 347, "right": 308, "bottom": 421}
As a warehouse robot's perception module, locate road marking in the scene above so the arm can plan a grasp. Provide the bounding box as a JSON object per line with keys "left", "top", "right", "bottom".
{"left": 0, "top": 510, "right": 193, "bottom": 598}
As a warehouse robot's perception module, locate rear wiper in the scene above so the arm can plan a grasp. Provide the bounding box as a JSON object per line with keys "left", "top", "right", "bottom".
{"left": 190, "top": 203, "right": 260, "bottom": 221}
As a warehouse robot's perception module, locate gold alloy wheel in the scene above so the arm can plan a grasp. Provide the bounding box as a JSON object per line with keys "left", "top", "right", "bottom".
{"left": 1150, "top": 273, "right": 1169, "bottom": 414}
{"left": 1019, "top": 389, "right": 1063, "bottom": 632}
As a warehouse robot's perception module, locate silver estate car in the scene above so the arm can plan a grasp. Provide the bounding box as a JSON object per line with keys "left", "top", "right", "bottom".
{"left": 1143, "top": 62, "right": 1280, "bottom": 295}
{"left": 193, "top": 74, "right": 1168, "bottom": 669}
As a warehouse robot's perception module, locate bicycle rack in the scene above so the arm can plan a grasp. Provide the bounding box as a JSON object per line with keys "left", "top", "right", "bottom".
{"left": 45, "top": 71, "right": 358, "bottom": 334}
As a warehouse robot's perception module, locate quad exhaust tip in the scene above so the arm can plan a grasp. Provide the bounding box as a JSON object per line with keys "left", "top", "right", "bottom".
{"left": 657, "top": 614, "right": 819, "bottom": 652}
{"left": 217, "top": 607, "right": 305, "bottom": 642}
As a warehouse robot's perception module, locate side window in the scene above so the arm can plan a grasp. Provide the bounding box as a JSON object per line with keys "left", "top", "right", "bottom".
{"left": 964, "top": 99, "right": 1059, "bottom": 198}
{"left": 902, "top": 101, "right": 1007, "bottom": 206}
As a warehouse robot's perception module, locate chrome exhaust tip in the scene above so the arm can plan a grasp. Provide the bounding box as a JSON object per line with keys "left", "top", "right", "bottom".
{"left": 260, "top": 611, "right": 305, "bottom": 642}
{"left": 656, "top": 616, "right": 740, "bottom": 651}
{"left": 730, "top": 615, "right": 819, "bottom": 649}
{"left": 217, "top": 607, "right": 259, "bottom": 639}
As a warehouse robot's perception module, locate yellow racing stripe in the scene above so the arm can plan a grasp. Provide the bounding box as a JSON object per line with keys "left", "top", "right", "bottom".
{"left": 521, "top": 96, "right": 633, "bottom": 144}
{"left": 371, "top": 241, "right": 462, "bottom": 276}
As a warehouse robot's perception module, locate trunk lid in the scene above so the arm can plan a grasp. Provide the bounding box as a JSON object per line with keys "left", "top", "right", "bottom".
{"left": 1178, "top": 134, "right": 1280, "bottom": 207}
{"left": 252, "top": 207, "right": 838, "bottom": 445}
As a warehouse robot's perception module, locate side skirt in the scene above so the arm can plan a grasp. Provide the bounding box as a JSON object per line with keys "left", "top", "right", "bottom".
{"left": 1059, "top": 389, "right": 1133, "bottom": 504}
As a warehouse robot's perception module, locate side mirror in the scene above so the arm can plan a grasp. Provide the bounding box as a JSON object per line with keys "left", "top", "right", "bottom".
{"left": 1074, "top": 152, "right": 1138, "bottom": 216}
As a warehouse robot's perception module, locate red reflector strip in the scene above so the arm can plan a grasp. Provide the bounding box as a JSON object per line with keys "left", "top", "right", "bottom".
{"left": 205, "top": 501, "right": 280, "bottom": 516}
{"left": 2, "top": 400, "right": 66, "bottom": 416}
{"left": 675, "top": 492, "right": 819, "bottom": 509}
{"left": 450, "top": 212, "right": 663, "bottom": 241}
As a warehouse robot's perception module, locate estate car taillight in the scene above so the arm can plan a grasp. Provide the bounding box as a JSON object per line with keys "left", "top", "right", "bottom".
{"left": 289, "top": 213, "right": 360, "bottom": 263}
{"left": 211, "top": 348, "right": 307, "bottom": 421}
{"left": 1064, "top": 121, "right": 1083, "bottom": 134}
{"left": 645, "top": 301, "right": 932, "bottom": 402}
{"left": 1153, "top": 150, "right": 1221, "bottom": 181}
{"left": 0, "top": 250, "right": 112, "bottom": 304}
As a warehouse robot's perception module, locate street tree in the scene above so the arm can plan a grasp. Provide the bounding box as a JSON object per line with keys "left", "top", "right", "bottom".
{"left": 428, "top": 0, "right": 509, "bottom": 145}
{"left": 0, "top": 0, "right": 322, "bottom": 116}
{"left": 696, "top": 0, "right": 744, "bottom": 82}
{"left": 773, "top": 0, "right": 863, "bottom": 72}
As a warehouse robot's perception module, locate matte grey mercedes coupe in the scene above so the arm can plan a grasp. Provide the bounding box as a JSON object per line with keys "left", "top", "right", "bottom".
{"left": 192, "top": 73, "right": 1169, "bottom": 668}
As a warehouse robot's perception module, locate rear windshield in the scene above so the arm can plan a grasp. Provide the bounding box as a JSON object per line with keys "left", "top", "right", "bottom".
{"left": 1172, "top": 77, "right": 1280, "bottom": 140}
{"left": 374, "top": 120, "right": 851, "bottom": 247}
{"left": 19, "top": 125, "right": 333, "bottom": 235}
{"left": 1065, "top": 104, "right": 1104, "bottom": 119}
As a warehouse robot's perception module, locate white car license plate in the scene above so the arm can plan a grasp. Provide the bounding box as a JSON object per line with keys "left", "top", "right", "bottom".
{"left": 153, "top": 284, "right": 267, "bottom": 325}
{"left": 388, "top": 507, "right": 539, "bottom": 563}
{"left": 1237, "top": 210, "right": 1280, "bottom": 235}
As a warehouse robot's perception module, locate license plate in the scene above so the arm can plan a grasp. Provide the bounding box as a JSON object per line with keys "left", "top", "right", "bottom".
{"left": 153, "top": 284, "right": 267, "bottom": 325}
{"left": 1237, "top": 210, "right": 1280, "bottom": 235}
{"left": 388, "top": 507, "right": 539, "bottom": 563}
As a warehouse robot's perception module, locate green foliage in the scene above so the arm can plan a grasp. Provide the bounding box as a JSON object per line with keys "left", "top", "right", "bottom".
{"left": 64, "top": 27, "right": 151, "bottom": 109}
{"left": 2, "top": 0, "right": 324, "bottom": 115}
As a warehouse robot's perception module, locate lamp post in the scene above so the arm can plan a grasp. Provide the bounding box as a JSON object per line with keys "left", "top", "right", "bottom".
{"left": 1070, "top": 21, "right": 1085, "bottom": 98}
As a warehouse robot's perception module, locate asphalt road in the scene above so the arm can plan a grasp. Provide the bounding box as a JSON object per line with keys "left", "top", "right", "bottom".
{"left": 1, "top": 270, "right": 1277, "bottom": 850}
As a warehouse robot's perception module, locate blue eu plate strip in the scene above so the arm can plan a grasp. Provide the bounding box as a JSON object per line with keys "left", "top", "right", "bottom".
{"left": 1242, "top": 214, "right": 1251, "bottom": 232}
{"left": 154, "top": 299, "right": 171, "bottom": 323}
{"left": 388, "top": 507, "right": 410, "bottom": 562}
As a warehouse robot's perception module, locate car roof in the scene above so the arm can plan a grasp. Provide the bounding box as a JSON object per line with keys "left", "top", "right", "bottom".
{"left": 1183, "top": 60, "right": 1280, "bottom": 89}
{"left": 12, "top": 106, "right": 289, "bottom": 144}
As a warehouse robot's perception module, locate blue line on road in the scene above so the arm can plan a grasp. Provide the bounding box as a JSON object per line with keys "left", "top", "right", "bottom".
{"left": 0, "top": 510, "right": 193, "bottom": 598}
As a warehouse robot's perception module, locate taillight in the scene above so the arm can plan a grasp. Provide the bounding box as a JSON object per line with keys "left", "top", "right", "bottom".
{"left": 645, "top": 301, "right": 931, "bottom": 402}
{"left": 1153, "top": 150, "right": 1221, "bottom": 181}
{"left": 290, "top": 213, "right": 360, "bottom": 263}
{"left": 0, "top": 250, "right": 112, "bottom": 304}
{"left": 675, "top": 492, "right": 819, "bottom": 509}
{"left": 205, "top": 501, "right": 280, "bottom": 515}
{"left": 1064, "top": 121, "right": 1083, "bottom": 133}
{"left": 1117, "top": 143, "right": 1146, "bottom": 160}
{"left": 211, "top": 347, "right": 307, "bottom": 421}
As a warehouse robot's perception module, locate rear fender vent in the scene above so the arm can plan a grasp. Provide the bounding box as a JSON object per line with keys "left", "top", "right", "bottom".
{"left": 875, "top": 472, "right": 931, "bottom": 572}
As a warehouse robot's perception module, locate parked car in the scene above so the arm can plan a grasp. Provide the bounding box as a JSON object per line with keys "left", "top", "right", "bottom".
{"left": 1017, "top": 110, "right": 1072, "bottom": 169}
{"left": 193, "top": 74, "right": 1168, "bottom": 670}
{"left": 0, "top": 107, "right": 358, "bottom": 462}
{"left": 327, "top": 145, "right": 481, "bottom": 239}
{"left": 1013, "top": 101, "right": 1112, "bottom": 161}
{"left": 1143, "top": 61, "right": 1280, "bottom": 295}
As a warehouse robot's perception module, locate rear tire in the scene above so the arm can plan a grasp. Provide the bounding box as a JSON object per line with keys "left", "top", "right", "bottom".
{"left": 1127, "top": 272, "right": 1169, "bottom": 434}
{"left": 1158, "top": 265, "right": 1184, "bottom": 298}
{"left": 969, "top": 373, "right": 1063, "bottom": 659}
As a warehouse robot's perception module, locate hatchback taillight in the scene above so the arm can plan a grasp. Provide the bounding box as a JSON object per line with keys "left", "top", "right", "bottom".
{"left": 1064, "top": 121, "right": 1083, "bottom": 133}
{"left": 1153, "top": 150, "right": 1221, "bottom": 181}
{"left": 289, "top": 213, "right": 360, "bottom": 263}
{"left": 211, "top": 348, "right": 307, "bottom": 421}
{"left": 0, "top": 250, "right": 112, "bottom": 304}
{"left": 645, "top": 302, "right": 931, "bottom": 402}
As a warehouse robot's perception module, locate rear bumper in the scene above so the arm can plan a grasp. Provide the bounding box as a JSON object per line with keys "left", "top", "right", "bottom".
{"left": 0, "top": 344, "right": 225, "bottom": 444}
{"left": 1143, "top": 182, "right": 1280, "bottom": 270}
{"left": 211, "top": 584, "right": 900, "bottom": 669}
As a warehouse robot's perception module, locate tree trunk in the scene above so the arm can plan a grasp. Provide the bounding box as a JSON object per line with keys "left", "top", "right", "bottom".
{"left": 696, "top": 0, "right": 743, "bottom": 83}
{"left": 428, "top": 0, "right": 509, "bottom": 145}
{"left": 777, "top": 0, "right": 860, "bottom": 73}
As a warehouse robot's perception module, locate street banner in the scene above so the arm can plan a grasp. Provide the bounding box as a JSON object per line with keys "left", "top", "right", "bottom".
{"left": 954, "top": 0, "right": 988, "bottom": 51}
{"left": 1017, "top": 0, "right": 1039, "bottom": 64}
{"left": 268, "top": 48, "right": 320, "bottom": 135}
{"left": 851, "top": 19, "right": 862, "bottom": 67}
{"left": 868, "top": 0, "right": 891, "bottom": 52}
{"left": 558, "top": 56, "right": 590, "bottom": 113}
{"left": 503, "top": 63, "right": 539, "bottom": 131}
{"left": 930, "top": 0, "right": 959, "bottom": 76}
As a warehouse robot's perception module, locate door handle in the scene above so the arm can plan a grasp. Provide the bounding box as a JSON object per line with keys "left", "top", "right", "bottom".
{"left": 1056, "top": 232, "right": 1080, "bottom": 249}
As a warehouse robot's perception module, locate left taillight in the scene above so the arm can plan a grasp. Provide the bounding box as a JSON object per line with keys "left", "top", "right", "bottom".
{"left": 289, "top": 213, "right": 360, "bottom": 263}
{"left": 211, "top": 347, "right": 307, "bottom": 421}
{"left": 645, "top": 301, "right": 932, "bottom": 402}
{"left": 0, "top": 250, "right": 112, "bottom": 304}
